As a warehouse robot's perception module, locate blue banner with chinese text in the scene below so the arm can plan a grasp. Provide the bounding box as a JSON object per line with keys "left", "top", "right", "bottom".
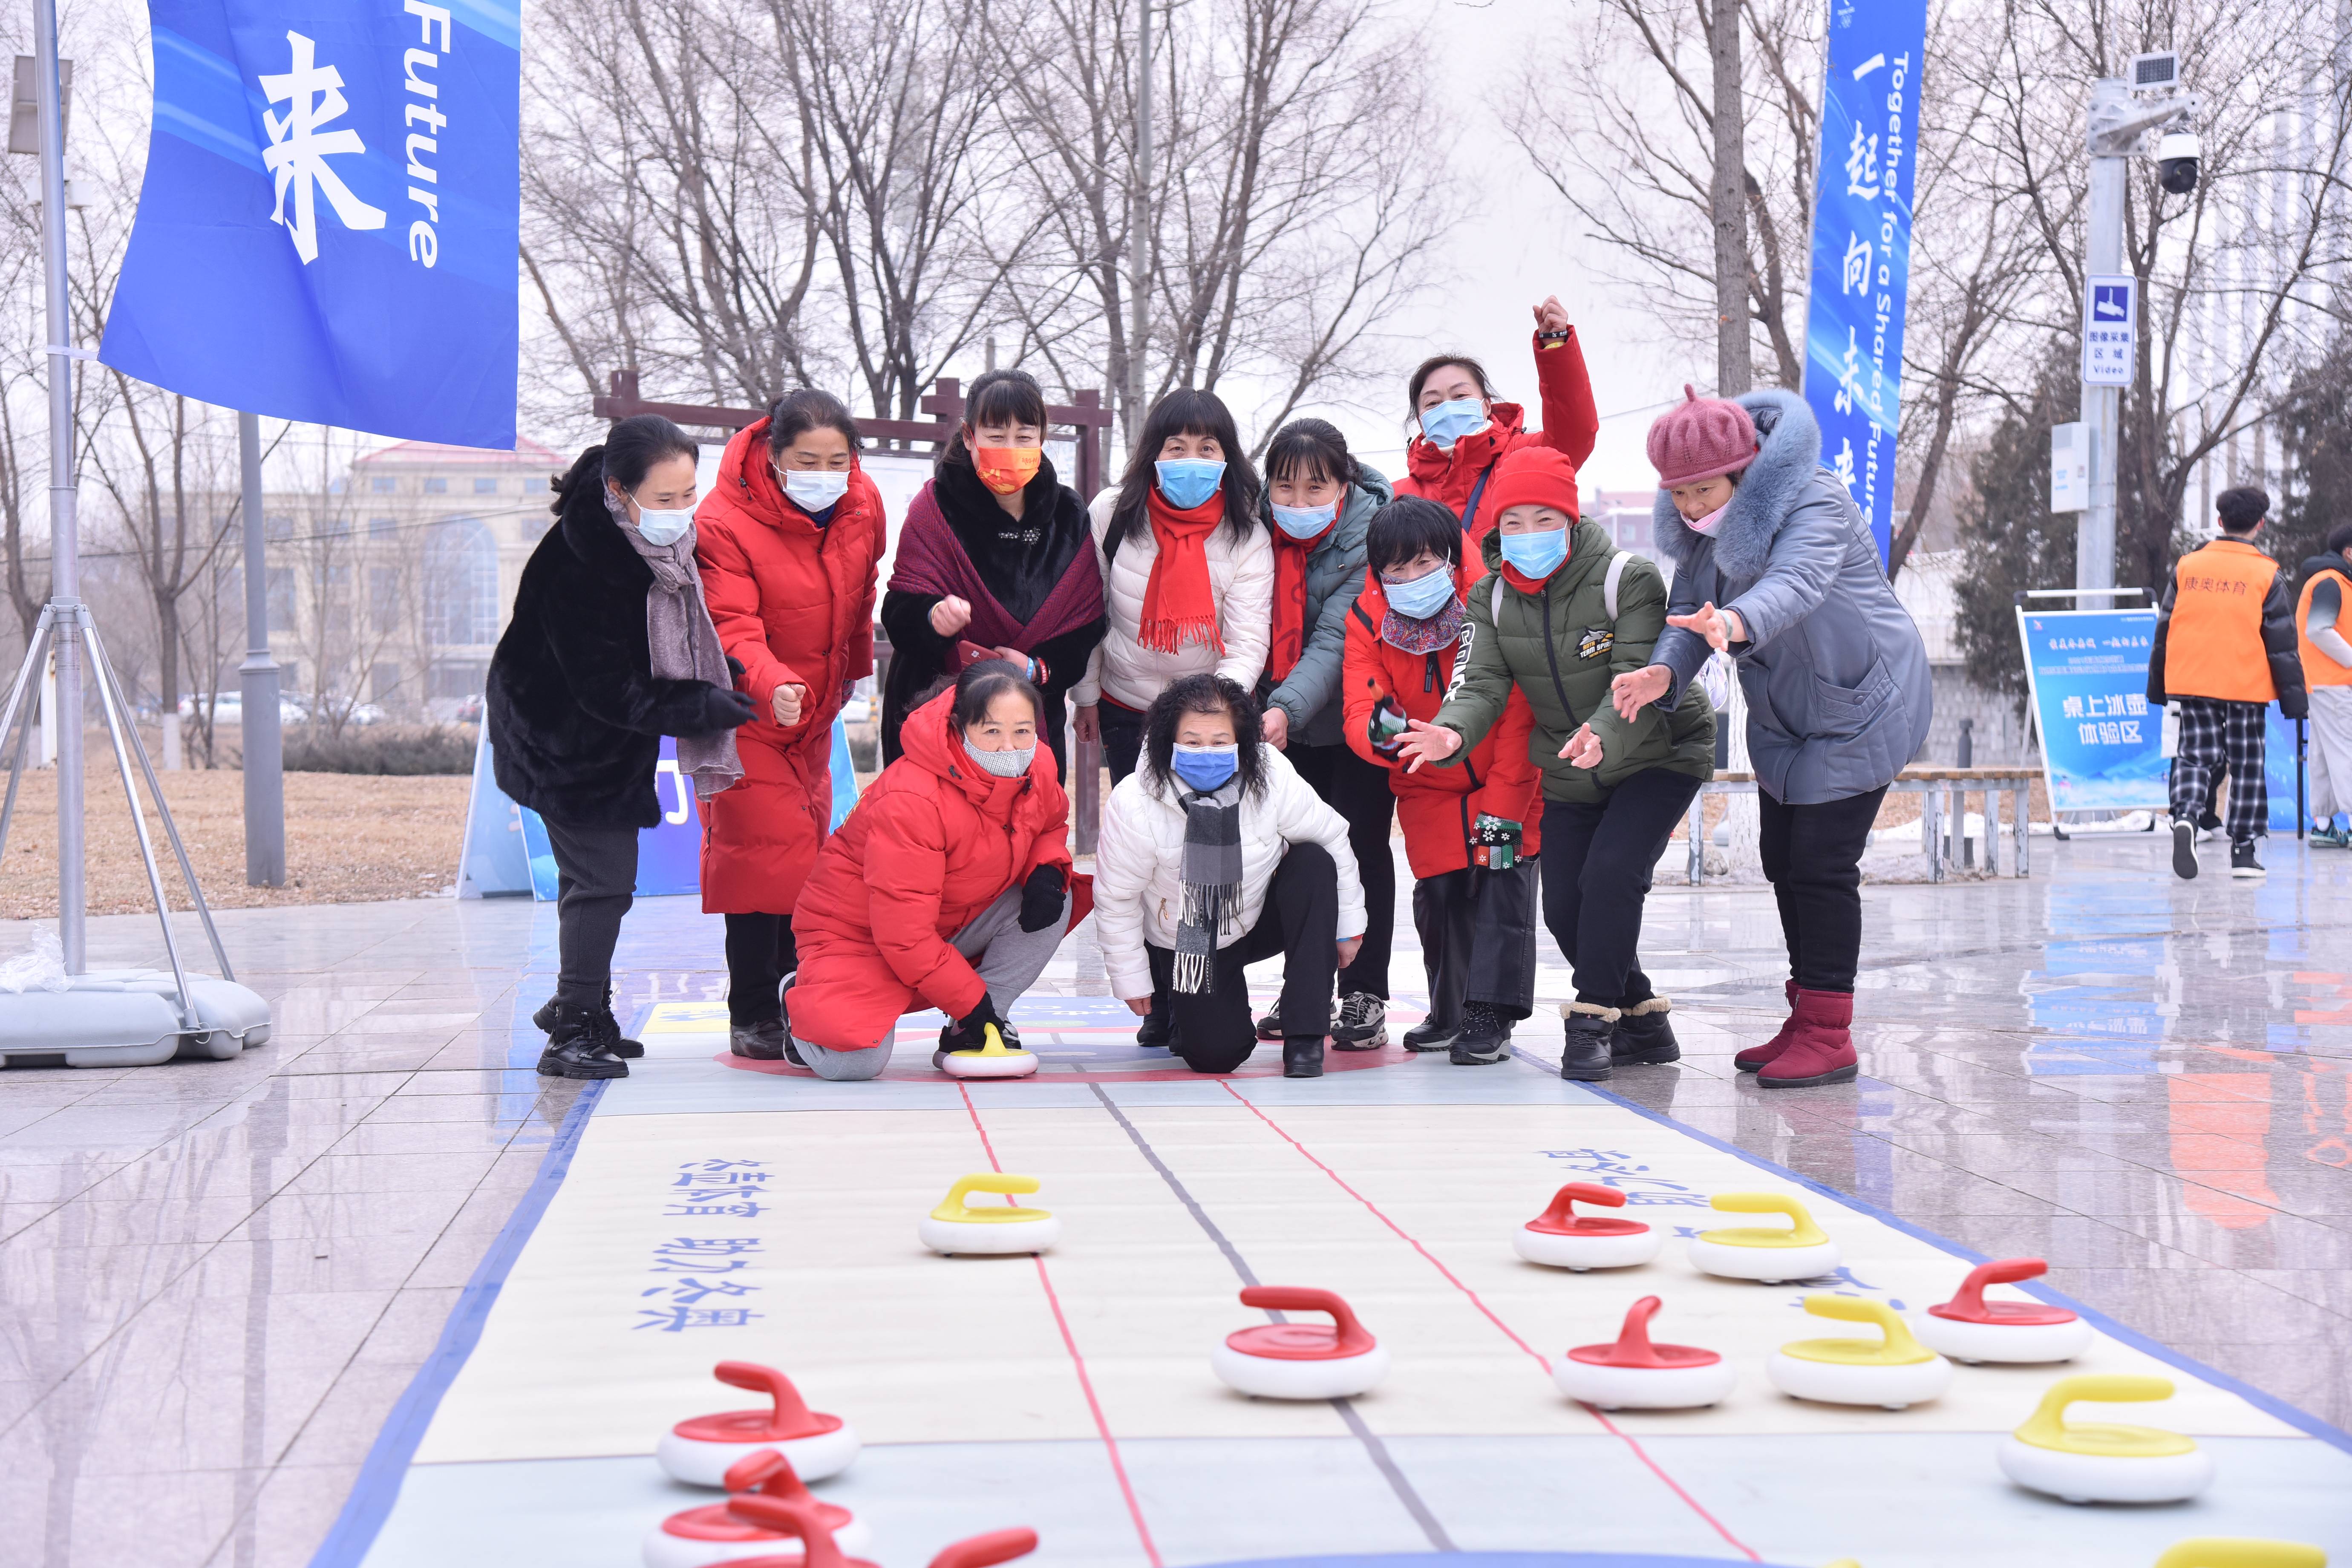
{"left": 100, "top": 0, "right": 518, "bottom": 447}
{"left": 2018, "top": 608, "right": 2165, "bottom": 813}
{"left": 1798, "top": 0, "right": 1928, "bottom": 565}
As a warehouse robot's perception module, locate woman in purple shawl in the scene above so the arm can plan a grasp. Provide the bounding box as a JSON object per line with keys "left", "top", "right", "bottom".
{"left": 880, "top": 369, "right": 1107, "bottom": 770}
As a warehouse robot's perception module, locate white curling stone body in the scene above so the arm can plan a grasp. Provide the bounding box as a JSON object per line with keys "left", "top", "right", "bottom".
{"left": 1685, "top": 1237, "right": 1841, "bottom": 1282}
{"left": 1551, "top": 1357, "right": 1735, "bottom": 1409}
{"left": 1995, "top": 1439, "right": 2214, "bottom": 1504}
{"left": 1914, "top": 1314, "right": 2093, "bottom": 1364}
{"left": 917, "top": 1214, "right": 1061, "bottom": 1255}
{"left": 654, "top": 1423, "right": 862, "bottom": 1488}
{"left": 940, "top": 1051, "right": 1038, "bottom": 1079}
{"left": 642, "top": 1514, "right": 873, "bottom": 1568}
{"left": 1211, "top": 1341, "right": 1389, "bottom": 1400}
{"left": 1514, "top": 1228, "right": 1662, "bottom": 1270}
{"left": 1764, "top": 1352, "right": 1951, "bottom": 1407}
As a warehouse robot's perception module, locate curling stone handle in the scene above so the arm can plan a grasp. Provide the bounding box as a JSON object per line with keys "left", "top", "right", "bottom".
{"left": 2153, "top": 1542, "right": 2326, "bottom": 1568}
{"left": 713, "top": 1362, "right": 821, "bottom": 1430}
{"left": 1800, "top": 1293, "right": 1928, "bottom": 1359}
{"left": 728, "top": 1496, "right": 853, "bottom": 1568}
{"left": 976, "top": 1024, "right": 1017, "bottom": 1057}
{"left": 943, "top": 1173, "right": 1043, "bottom": 1208}
{"left": 1945, "top": 1256, "right": 2048, "bottom": 1315}
{"left": 2016, "top": 1373, "right": 2174, "bottom": 1446}
{"left": 927, "top": 1528, "right": 1042, "bottom": 1568}
{"left": 1536, "top": 1182, "right": 1626, "bottom": 1226}
{"left": 1611, "top": 1295, "right": 1664, "bottom": 1362}
{"left": 1709, "top": 1191, "right": 1827, "bottom": 1245}
{"left": 720, "top": 1447, "right": 812, "bottom": 1501}
{"left": 1239, "top": 1286, "right": 1376, "bottom": 1354}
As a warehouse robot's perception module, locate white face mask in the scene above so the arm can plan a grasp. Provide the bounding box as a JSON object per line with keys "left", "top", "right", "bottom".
{"left": 963, "top": 738, "right": 1035, "bottom": 778}
{"left": 633, "top": 502, "right": 694, "bottom": 546}
{"left": 781, "top": 467, "right": 850, "bottom": 512}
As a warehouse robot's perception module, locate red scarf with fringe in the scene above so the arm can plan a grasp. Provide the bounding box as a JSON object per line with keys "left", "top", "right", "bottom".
{"left": 1267, "top": 515, "right": 1338, "bottom": 682}
{"left": 1138, "top": 487, "right": 1226, "bottom": 655}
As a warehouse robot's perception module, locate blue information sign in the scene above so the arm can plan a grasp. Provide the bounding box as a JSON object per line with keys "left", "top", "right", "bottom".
{"left": 2017, "top": 608, "right": 2166, "bottom": 813}
{"left": 1798, "top": 0, "right": 1928, "bottom": 563}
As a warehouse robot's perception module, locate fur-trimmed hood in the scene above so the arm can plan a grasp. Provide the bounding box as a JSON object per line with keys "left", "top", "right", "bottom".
{"left": 1653, "top": 389, "right": 1821, "bottom": 582}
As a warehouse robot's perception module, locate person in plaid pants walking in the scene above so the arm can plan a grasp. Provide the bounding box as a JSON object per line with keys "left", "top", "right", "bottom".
{"left": 2148, "top": 487, "right": 2308, "bottom": 879}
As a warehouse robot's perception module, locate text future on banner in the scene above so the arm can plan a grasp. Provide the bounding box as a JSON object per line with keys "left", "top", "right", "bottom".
{"left": 1798, "top": 0, "right": 1928, "bottom": 565}
{"left": 99, "top": 0, "right": 519, "bottom": 448}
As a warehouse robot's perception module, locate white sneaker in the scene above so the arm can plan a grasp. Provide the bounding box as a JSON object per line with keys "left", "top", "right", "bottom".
{"left": 1329, "top": 992, "right": 1388, "bottom": 1051}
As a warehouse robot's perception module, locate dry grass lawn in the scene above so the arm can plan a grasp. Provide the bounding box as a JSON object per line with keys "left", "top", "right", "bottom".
{"left": 2, "top": 736, "right": 467, "bottom": 917}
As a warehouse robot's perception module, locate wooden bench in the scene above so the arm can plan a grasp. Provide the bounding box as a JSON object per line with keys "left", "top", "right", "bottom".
{"left": 1686, "top": 766, "right": 2038, "bottom": 884}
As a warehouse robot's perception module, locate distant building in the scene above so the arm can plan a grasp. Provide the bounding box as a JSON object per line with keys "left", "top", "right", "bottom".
{"left": 1584, "top": 487, "right": 1663, "bottom": 566}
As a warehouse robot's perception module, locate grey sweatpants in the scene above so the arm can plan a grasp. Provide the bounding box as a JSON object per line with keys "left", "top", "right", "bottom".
{"left": 794, "top": 888, "right": 1066, "bottom": 1081}
{"left": 2311, "top": 685, "right": 2352, "bottom": 821}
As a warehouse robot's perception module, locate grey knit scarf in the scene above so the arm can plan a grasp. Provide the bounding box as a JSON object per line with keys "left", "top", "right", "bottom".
{"left": 608, "top": 491, "right": 742, "bottom": 799}
{"left": 1170, "top": 777, "right": 1244, "bottom": 994}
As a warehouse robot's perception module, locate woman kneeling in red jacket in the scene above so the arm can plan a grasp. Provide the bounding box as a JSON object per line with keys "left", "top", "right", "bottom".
{"left": 784, "top": 662, "right": 1072, "bottom": 1079}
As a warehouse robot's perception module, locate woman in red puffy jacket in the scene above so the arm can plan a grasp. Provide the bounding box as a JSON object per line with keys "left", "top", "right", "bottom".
{"left": 695, "top": 390, "right": 887, "bottom": 1059}
{"left": 1343, "top": 497, "right": 1544, "bottom": 1066}
{"left": 1396, "top": 295, "right": 1598, "bottom": 544}
{"left": 783, "top": 663, "right": 1073, "bottom": 1079}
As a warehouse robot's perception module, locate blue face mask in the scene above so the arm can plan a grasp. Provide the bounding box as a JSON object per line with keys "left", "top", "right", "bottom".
{"left": 1499, "top": 527, "right": 1568, "bottom": 580}
{"left": 1170, "top": 743, "right": 1239, "bottom": 792}
{"left": 1419, "top": 398, "right": 1488, "bottom": 450}
{"left": 1155, "top": 459, "right": 1226, "bottom": 511}
{"left": 1270, "top": 499, "right": 1338, "bottom": 539}
{"left": 1384, "top": 566, "right": 1458, "bottom": 620}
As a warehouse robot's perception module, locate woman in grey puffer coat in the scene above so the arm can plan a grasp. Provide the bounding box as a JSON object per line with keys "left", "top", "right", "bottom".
{"left": 1613, "top": 387, "right": 1931, "bottom": 1090}
{"left": 1257, "top": 419, "right": 1397, "bottom": 1048}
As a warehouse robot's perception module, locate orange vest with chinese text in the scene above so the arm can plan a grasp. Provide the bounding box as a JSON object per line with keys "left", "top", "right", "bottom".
{"left": 2298, "top": 566, "right": 2352, "bottom": 688}
{"left": 2163, "top": 539, "right": 2280, "bottom": 703}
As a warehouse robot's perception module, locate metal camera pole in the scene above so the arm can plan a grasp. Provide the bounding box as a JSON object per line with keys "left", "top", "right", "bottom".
{"left": 32, "top": 0, "right": 84, "bottom": 969}
{"left": 2078, "top": 78, "right": 2127, "bottom": 595}
{"left": 239, "top": 412, "right": 285, "bottom": 885}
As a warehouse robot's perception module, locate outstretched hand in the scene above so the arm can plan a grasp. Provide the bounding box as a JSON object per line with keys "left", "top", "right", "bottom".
{"left": 1392, "top": 718, "right": 1462, "bottom": 774}
{"left": 1612, "top": 664, "right": 1673, "bottom": 721}
{"left": 1666, "top": 601, "right": 1745, "bottom": 653}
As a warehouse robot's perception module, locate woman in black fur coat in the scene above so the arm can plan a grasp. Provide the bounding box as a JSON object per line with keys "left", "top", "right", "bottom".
{"left": 488, "top": 415, "right": 758, "bottom": 1078}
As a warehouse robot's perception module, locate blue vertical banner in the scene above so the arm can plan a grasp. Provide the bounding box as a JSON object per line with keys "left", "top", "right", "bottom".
{"left": 2016, "top": 608, "right": 2167, "bottom": 813}
{"left": 100, "top": 0, "right": 518, "bottom": 447}
{"left": 1798, "top": 0, "right": 1928, "bottom": 565}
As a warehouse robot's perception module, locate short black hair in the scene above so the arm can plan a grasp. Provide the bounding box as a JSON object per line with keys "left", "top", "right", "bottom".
{"left": 1263, "top": 418, "right": 1359, "bottom": 492}
{"left": 767, "top": 389, "right": 861, "bottom": 454}
{"left": 2216, "top": 486, "right": 2269, "bottom": 532}
{"left": 1407, "top": 354, "right": 1496, "bottom": 420}
{"left": 552, "top": 415, "right": 695, "bottom": 513}
{"left": 2328, "top": 521, "right": 2352, "bottom": 556}
{"left": 1143, "top": 674, "right": 1265, "bottom": 800}
{"left": 950, "top": 658, "right": 1043, "bottom": 731}
{"left": 943, "top": 369, "right": 1050, "bottom": 476}
{"left": 1366, "top": 496, "right": 1464, "bottom": 578}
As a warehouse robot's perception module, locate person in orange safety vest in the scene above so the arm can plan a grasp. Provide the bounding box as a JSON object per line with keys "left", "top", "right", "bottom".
{"left": 2147, "top": 486, "right": 2308, "bottom": 879}
{"left": 2297, "top": 521, "right": 2352, "bottom": 846}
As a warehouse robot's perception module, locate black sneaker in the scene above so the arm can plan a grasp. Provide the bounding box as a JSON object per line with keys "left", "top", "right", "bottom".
{"left": 2172, "top": 820, "right": 2199, "bottom": 880}
{"left": 1137, "top": 998, "right": 1173, "bottom": 1049}
{"left": 533, "top": 992, "right": 639, "bottom": 1056}
{"left": 537, "top": 1002, "right": 630, "bottom": 1080}
{"left": 1448, "top": 1004, "right": 1512, "bottom": 1065}
{"left": 1329, "top": 992, "right": 1388, "bottom": 1051}
{"left": 1611, "top": 999, "right": 1680, "bottom": 1064}
{"left": 531, "top": 996, "right": 559, "bottom": 1033}
{"left": 1558, "top": 1009, "right": 1615, "bottom": 1082}
{"left": 1254, "top": 1007, "right": 1287, "bottom": 1041}
{"left": 730, "top": 1020, "right": 788, "bottom": 1060}
{"left": 2230, "top": 839, "right": 2265, "bottom": 878}
{"left": 1283, "top": 1035, "right": 1324, "bottom": 1078}
{"left": 1401, "top": 1018, "right": 1459, "bottom": 1052}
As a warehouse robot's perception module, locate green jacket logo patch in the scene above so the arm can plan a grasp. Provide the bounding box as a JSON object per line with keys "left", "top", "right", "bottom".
{"left": 1577, "top": 627, "right": 1614, "bottom": 659}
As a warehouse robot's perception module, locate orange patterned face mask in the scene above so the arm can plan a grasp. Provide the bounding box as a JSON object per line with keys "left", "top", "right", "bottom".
{"left": 971, "top": 444, "right": 1043, "bottom": 496}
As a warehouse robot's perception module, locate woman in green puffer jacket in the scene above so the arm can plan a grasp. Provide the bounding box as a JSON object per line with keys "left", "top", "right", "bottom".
{"left": 1393, "top": 446, "right": 1714, "bottom": 1083}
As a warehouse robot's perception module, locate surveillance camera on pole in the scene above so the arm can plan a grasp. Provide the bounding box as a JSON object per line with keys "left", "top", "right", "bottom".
{"left": 2072, "top": 52, "right": 2201, "bottom": 594}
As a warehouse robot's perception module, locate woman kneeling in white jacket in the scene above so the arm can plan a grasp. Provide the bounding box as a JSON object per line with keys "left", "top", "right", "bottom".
{"left": 1095, "top": 674, "right": 1366, "bottom": 1078}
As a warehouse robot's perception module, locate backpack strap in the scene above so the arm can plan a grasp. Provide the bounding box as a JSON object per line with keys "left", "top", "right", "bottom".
{"left": 1350, "top": 600, "right": 1379, "bottom": 635}
{"left": 1603, "top": 551, "right": 1630, "bottom": 621}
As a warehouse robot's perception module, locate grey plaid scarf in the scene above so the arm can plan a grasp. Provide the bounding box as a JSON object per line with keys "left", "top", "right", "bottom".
{"left": 1170, "top": 777, "right": 1244, "bottom": 994}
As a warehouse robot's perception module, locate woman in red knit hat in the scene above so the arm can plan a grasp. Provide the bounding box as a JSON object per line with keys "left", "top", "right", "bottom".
{"left": 1394, "top": 446, "right": 1717, "bottom": 1080}
{"left": 1612, "top": 386, "right": 1932, "bottom": 1089}
{"left": 1393, "top": 296, "right": 1599, "bottom": 545}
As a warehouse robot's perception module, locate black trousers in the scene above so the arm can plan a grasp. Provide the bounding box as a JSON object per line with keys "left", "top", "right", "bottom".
{"left": 725, "top": 912, "right": 798, "bottom": 1025}
{"left": 1146, "top": 843, "right": 1338, "bottom": 1074}
{"left": 1540, "top": 770, "right": 1701, "bottom": 1006}
{"left": 541, "top": 818, "right": 639, "bottom": 1009}
{"left": 1099, "top": 698, "right": 1147, "bottom": 784}
{"left": 1413, "top": 859, "right": 1539, "bottom": 1028}
{"left": 1756, "top": 784, "right": 1887, "bottom": 994}
{"left": 1286, "top": 741, "right": 1397, "bottom": 999}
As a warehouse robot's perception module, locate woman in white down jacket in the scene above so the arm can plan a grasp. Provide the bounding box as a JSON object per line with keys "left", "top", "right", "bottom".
{"left": 1094, "top": 674, "right": 1366, "bottom": 1079}
{"left": 1071, "top": 389, "right": 1274, "bottom": 783}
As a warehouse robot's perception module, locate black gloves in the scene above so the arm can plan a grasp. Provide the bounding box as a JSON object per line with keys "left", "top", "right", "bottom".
{"left": 726, "top": 655, "right": 746, "bottom": 680}
{"left": 957, "top": 989, "right": 1003, "bottom": 1038}
{"left": 700, "top": 686, "right": 759, "bottom": 731}
{"left": 1017, "top": 864, "right": 1067, "bottom": 933}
